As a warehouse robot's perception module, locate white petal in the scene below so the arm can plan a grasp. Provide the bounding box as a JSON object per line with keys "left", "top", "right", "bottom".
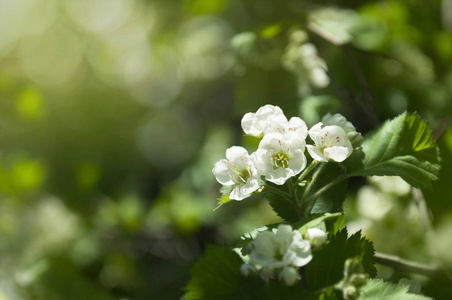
{"left": 241, "top": 112, "right": 258, "bottom": 136}
{"left": 287, "top": 149, "right": 307, "bottom": 175}
{"left": 324, "top": 145, "right": 352, "bottom": 162}
{"left": 266, "top": 168, "right": 290, "bottom": 185}
{"left": 256, "top": 105, "right": 284, "bottom": 119}
{"left": 212, "top": 159, "right": 235, "bottom": 185}
{"left": 306, "top": 145, "right": 327, "bottom": 162}
{"left": 292, "top": 240, "right": 313, "bottom": 267}
{"left": 230, "top": 180, "right": 259, "bottom": 200}
{"left": 254, "top": 148, "right": 272, "bottom": 176}
{"left": 308, "top": 122, "right": 323, "bottom": 141}
{"left": 259, "top": 132, "right": 285, "bottom": 151}
{"left": 287, "top": 117, "right": 308, "bottom": 139}
{"left": 282, "top": 251, "right": 296, "bottom": 266}
{"left": 239, "top": 177, "right": 260, "bottom": 195}
{"left": 225, "top": 146, "right": 249, "bottom": 162}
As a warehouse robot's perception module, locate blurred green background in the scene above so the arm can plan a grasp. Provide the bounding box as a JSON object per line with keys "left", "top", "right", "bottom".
{"left": 0, "top": 0, "right": 451, "bottom": 299}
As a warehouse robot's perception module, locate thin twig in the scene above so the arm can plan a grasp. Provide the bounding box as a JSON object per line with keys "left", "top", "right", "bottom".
{"left": 374, "top": 252, "right": 441, "bottom": 278}
{"left": 288, "top": 179, "right": 303, "bottom": 219}
{"left": 295, "top": 160, "right": 319, "bottom": 189}
{"left": 304, "top": 175, "right": 346, "bottom": 209}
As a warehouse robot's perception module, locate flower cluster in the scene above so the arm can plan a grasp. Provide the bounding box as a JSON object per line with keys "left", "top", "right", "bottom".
{"left": 240, "top": 225, "right": 326, "bottom": 286}
{"left": 282, "top": 30, "right": 330, "bottom": 96}
{"left": 213, "top": 105, "right": 362, "bottom": 201}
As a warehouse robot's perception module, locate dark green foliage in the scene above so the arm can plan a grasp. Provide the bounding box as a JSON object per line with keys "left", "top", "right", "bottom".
{"left": 263, "top": 180, "right": 299, "bottom": 223}
{"left": 235, "top": 276, "right": 315, "bottom": 300}
{"left": 304, "top": 163, "right": 348, "bottom": 214}
{"left": 184, "top": 245, "right": 243, "bottom": 299}
{"left": 305, "top": 229, "right": 376, "bottom": 291}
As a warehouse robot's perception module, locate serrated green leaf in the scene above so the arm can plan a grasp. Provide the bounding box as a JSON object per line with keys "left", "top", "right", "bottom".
{"left": 301, "top": 163, "right": 348, "bottom": 214}
{"left": 345, "top": 113, "right": 440, "bottom": 189}
{"left": 325, "top": 214, "right": 345, "bottom": 237}
{"left": 305, "top": 229, "right": 376, "bottom": 291}
{"left": 184, "top": 245, "right": 243, "bottom": 299}
{"left": 358, "top": 279, "right": 432, "bottom": 300}
{"left": 263, "top": 181, "right": 299, "bottom": 223}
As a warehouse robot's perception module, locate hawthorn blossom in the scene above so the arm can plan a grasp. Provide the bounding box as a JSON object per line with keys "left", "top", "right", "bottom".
{"left": 267, "top": 116, "right": 309, "bottom": 141}
{"left": 306, "top": 124, "right": 353, "bottom": 163}
{"left": 254, "top": 132, "right": 307, "bottom": 185}
{"left": 241, "top": 105, "right": 287, "bottom": 137}
{"left": 212, "top": 146, "right": 260, "bottom": 200}
{"left": 322, "top": 113, "right": 363, "bottom": 147}
{"left": 241, "top": 224, "right": 313, "bottom": 286}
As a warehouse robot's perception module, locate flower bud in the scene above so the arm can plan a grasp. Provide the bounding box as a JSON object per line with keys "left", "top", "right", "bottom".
{"left": 278, "top": 267, "right": 300, "bottom": 286}
{"left": 306, "top": 228, "right": 327, "bottom": 247}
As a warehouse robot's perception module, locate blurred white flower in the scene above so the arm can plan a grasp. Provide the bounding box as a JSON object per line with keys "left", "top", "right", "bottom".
{"left": 242, "top": 224, "right": 312, "bottom": 286}
{"left": 305, "top": 228, "right": 327, "bottom": 247}
{"left": 212, "top": 146, "right": 260, "bottom": 200}
{"left": 306, "top": 124, "right": 353, "bottom": 162}
{"left": 255, "top": 132, "right": 307, "bottom": 185}
{"left": 282, "top": 37, "right": 330, "bottom": 95}
{"left": 322, "top": 113, "right": 363, "bottom": 147}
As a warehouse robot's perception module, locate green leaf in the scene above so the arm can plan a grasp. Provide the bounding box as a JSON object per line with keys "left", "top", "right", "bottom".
{"left": 358, "top": 279, "right": 432, "bottom": 300}
{"left": 263, "top": 180, "right": 299, "bottom": 223}
{"left": 325, "top": 214, "right": 345, "bottom": 237}
{"left": 301, "top": 163, "right": 348, "bottom": 214}
{"left": 236, "top": 277, "right": 315, "bottom": 300}
{"left": 305, "top": 229, "right": 376, "bottom": 291}
{"left": 345, "top": 112, "right": 440, "bottom": 189}
{"left": 184, "top": 245, "right": 243, "bottom": 299}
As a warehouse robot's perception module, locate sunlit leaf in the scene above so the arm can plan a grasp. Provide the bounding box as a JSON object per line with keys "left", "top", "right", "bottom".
{"left": 345, "top": 112, "right": 440, "bottom": 189}
{"left": 358, "top": 279, "right": 432, "bottom": 300}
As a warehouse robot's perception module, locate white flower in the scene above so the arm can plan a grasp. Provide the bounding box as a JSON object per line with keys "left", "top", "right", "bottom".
{"left": 245, "top": 224, "right": 312, "bottom": 286}
{"left": 305, "top": 228, "right": 327, "bottom": 247}
{"left": 322, "top": 113, "right": 363, "bottom": 147}
{"left": 241, "top": 105, "right": 287, "bottom": 137}
{"left": 306, "top": 124, "right": 353, "bottom": 162}
{"left": 212, "top": 146, "right": 260, "bottom": 200}
{"left": 254, "top": 132, "right": 307, "bottom": 185}
{"left": 282, "top": 40, "right": 330, "bottom": 96}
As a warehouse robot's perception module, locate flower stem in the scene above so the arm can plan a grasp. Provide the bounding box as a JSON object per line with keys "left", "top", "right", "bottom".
{"left": 302, "top": 172, "right": 345, "bottom": 212}
{"left": 374, "top": 252, "right": 451, "bottom": 281}
{"left": 295, "top": 160, "right": 320, "bottom": 189}
{"left": 288, "top": 179, "right": 303, "bottom": 219}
